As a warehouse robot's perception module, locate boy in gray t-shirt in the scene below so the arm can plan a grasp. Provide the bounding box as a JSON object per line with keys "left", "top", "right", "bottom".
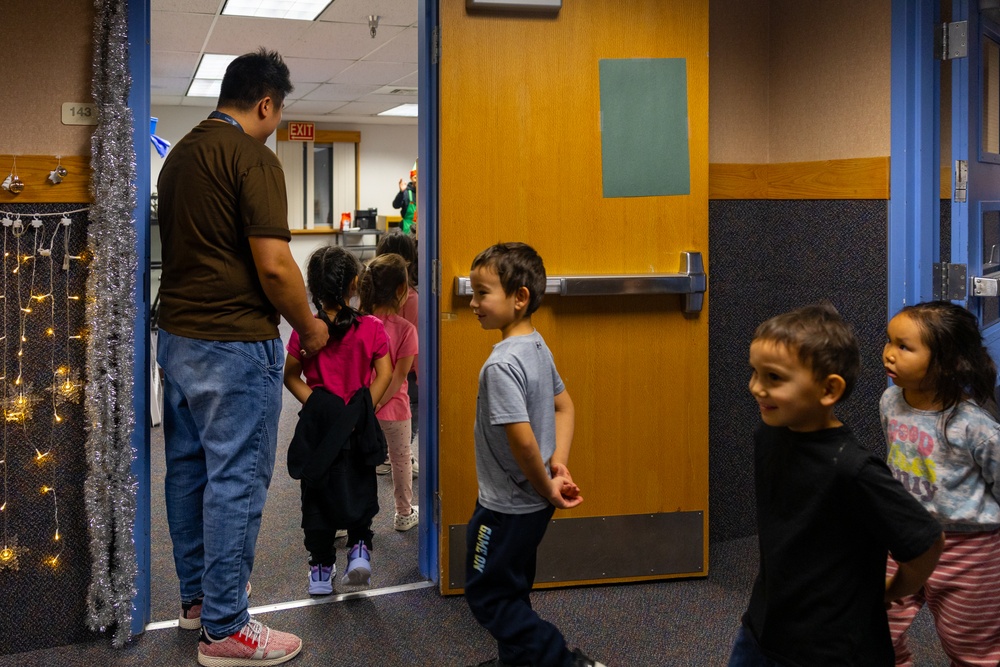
{"left": 464, "top": 243, "right": 604, "bottom": 667}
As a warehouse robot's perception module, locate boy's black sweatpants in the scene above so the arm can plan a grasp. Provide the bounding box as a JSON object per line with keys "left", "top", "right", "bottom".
{"left": 465, "top": 501, "right": 574, "bottom": 667}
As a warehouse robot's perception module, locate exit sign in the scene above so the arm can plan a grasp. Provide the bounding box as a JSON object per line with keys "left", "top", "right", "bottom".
{"left": 288, "top": 122, "right": 315, "bottom": 141}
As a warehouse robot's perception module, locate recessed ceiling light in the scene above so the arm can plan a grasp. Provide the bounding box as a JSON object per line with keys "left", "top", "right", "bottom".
{"left": 187, "top": 54, "right": 238, "bottom": 98}
{"left": 378, "top": 104, "right": 419, "bottom": 117}
{"left": 222, "top": 0, "right": 334, "bottom": 21}
{"left": 186, "top": 79, "right": 223, "bottom": 98}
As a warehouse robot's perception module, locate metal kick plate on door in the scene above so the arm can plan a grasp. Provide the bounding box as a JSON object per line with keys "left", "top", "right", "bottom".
{"left": 449, "top": 511, "right": 704, "bottom": 588}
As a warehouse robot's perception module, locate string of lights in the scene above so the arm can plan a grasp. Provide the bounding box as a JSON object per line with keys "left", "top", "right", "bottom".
{"left": 0, "top": 211, "right": 86, "bottom": 573}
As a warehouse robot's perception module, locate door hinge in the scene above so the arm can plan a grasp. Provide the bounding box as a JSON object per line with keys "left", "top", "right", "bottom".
{"left": 432, "top": 258, "right": 441, "bottom": 296}
{"left": 434, "top": 491, "right": 441, "bottom": 526}
{"left": 933, "top": 262, "right": 968, "bottom": 300}
{"left": 955, "top": 159, "right": 968, "bottom": 203}
{"left": 936, "top": 21, "right": 968, "bottom": 60}
{"left": 432, "top": 25, "right": 440, "bottom": 64}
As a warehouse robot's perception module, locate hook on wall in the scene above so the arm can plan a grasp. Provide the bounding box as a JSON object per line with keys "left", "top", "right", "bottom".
{"left": 368, "top": 14, "right": 379, "bottom": 38}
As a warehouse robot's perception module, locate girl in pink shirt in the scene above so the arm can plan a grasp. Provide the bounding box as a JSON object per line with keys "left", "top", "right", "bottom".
{"left": 375, "top": 231, "right": 420, "bottom": 477}
{"left": 284, "top": 246, "right": 391, "bottom": 594}
{"left": 360, "top": 253, "right": 419, "bottom": 531}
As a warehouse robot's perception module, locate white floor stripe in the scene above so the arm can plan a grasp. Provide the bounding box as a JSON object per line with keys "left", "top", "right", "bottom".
{"left": 144, "top": 580, "right": 437, "bottom": 632}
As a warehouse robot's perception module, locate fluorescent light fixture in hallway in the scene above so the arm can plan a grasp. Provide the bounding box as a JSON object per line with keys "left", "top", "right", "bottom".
{"left": 379, "top": 104, "right": 419, "bottom": 117}
{"left": 187, "top": 54, "right": 238, "bottom": 98}
{"left": 222, "top": 0, "right": 333, "bottom": 21}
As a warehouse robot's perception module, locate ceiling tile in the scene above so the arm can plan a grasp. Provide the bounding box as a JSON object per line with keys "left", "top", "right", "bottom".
{"left": 331, "top": 61, "right": 417, "bottom": 86}
{"left": 363, "top": 26, "right": 418, "bottom": 63}
{"left": 150, "top": 0, "right": 421, "bottom": 118}
{"left": 205, "top": 16, "right": 313, "bottom": 55}
{"left": 152, "top": 11, "right": 216, "bottom": 52}
{"left": 152, "top": 51, "right": 202, "bottom": 78}
{"left": 389, "top": 71, "right": 419, "bottom": 88}
{"left": 155, "top": 0, "right": 221, "bottom": 12}
{"left": 286, "top": 82, "right": 322, "bottom": 100}
{"left": 283, "top": 57, "right": 354, "bottom": 83}
{"left": 317, "top": 0, "right": 417, "bottom": 26}
{"left": 152, "top": 76, "right": 195, "bottom": 95}
{"left": 285, "top": 100, "right": 347, "bottom": 115}
{"left": 303, "top": 82, "right": 381, "bottom": 101}
{"left": 329, "top": 100, "right": 403, "bottom": 116}
{"left": 286, "top": 21, "right": 405, "bottom": 60}
{"left": 362, "top": 92, "right": 418, "bottom": 105}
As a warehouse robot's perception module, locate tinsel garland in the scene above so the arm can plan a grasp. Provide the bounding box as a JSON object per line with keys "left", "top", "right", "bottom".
{"left": 84, "top": 0, "right": 138, "bottom": 647}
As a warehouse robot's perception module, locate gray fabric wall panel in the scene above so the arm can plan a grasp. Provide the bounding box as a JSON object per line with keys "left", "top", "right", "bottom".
{"left": 708, "top": 200, "right": 889, "bottom": 541}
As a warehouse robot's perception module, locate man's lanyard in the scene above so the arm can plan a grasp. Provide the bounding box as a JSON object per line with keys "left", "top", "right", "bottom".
{"left": 208, "top": 110, "right": 243, "bottom": 133}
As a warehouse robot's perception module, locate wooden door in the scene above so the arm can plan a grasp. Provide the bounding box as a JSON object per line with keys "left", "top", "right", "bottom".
{"left": 437, "top": 0, "right": 709, "bottom": 592}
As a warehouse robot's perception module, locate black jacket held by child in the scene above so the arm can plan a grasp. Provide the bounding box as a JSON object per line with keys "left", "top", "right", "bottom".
{"left": 287, "top": 387, "right": 387, "bottom": 530}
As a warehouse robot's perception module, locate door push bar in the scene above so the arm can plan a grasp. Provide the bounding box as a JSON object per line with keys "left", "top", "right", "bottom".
{"left": 454, "top": 251, "right": 707, "bottom": 314}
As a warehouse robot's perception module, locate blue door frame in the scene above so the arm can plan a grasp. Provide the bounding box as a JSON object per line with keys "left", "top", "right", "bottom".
{"left": 889, "top": 0, "right": 940, "bottom": 316}
{"left": 128, "top": 0, "right": 152, "bottom": 636}
{"left": 416, "top": 0, "right": 440, "bottom": 582}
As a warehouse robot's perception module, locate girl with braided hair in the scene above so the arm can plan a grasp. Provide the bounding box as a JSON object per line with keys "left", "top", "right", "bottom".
{"left": 284, "top": 245, "right": 393, "bottom": 594}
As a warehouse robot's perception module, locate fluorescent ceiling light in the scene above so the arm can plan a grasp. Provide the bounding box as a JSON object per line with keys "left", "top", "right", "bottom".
{"left": 187, "top": 79, "right": 223, "bottom": 97}
{"left": 187, "top": 54, "right": 238, "bottom": 98}
{"left": 222, "top": 0, "right": 333, "bottom": 20}
{"left": 378, "top": 104, "right": 419, "bottom": 117}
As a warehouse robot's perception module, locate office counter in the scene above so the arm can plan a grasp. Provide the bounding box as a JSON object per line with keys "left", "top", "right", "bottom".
{"left": 289, "top": 227, "right": 383, "bottom": 264}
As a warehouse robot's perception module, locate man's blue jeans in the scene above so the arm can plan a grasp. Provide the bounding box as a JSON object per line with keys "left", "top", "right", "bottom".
{"left": 157, "top": 330, "right": 284, "bottom": 637}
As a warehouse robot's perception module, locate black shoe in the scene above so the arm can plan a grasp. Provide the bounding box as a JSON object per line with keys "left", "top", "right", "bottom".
{"left": 572, "top": 648, "right": 607, "bottom": 667}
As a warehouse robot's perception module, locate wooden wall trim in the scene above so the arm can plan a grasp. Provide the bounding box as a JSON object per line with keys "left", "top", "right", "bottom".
{"left": 709, "top": 157, "right": 890, "bottom": 200}
{"left": 941, "top": 166, "right": 951, "bottom": 200}
{"left": 276, "top": 129, "right": 361, "bottom": 143}
{"left": 0, "top": 155, "right": 91, "bottom": 204}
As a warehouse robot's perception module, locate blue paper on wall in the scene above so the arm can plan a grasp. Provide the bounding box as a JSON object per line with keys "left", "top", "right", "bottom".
{"left": 599, "top": 58, "right": 690, "bottom": 198}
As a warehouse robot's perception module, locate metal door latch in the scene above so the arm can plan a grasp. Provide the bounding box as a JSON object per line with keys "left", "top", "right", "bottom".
{"left": 955, "top": 160, "right": 968, "bottom": 203}
{"left": 974, "top": 276, "right": 999, "bottom": 297}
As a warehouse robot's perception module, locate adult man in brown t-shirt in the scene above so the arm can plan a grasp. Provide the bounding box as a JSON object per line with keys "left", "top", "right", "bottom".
{"left": 156, "top": 48, "right": 326, "bottom": 667}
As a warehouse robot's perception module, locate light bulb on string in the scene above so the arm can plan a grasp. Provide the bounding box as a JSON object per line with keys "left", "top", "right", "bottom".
{"left": 0, "top": 535, "right": 24, "bottom": 571}
{"left": 0, "top": 208, "right": 87, "bottom": 578}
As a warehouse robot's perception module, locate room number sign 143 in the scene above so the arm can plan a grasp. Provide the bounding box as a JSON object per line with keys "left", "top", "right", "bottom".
{"left": 61, "top": 103, "right": 98, "bottom": 126}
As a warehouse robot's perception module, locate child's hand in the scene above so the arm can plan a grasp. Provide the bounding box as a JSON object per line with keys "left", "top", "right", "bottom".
{"left": 548, "top": 476, "right": 583, "bottom": 509}
{"left": 560, "top": 479, "right": 580, "bottom": 499}
{"left": 551, "top": 462, "right": 574, "bottom": 483}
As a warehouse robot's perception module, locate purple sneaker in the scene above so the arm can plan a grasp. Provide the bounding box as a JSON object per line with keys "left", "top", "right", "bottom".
{"left": 342, "top": 541, "right": 371, "bottom": 586}
{"left": 308, "top": 563, "right": 334, "bottom": 595}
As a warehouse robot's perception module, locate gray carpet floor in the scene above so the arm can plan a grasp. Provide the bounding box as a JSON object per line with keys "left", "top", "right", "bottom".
{"left": 0, "top": 356, "right": 950, "bottom": 665}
